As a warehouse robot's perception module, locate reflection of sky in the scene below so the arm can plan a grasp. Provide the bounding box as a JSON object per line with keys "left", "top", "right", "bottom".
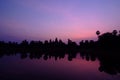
{"left": 0, "top": 0, "right": 120, "bottom": 42}
{"left": 0, "top": 54, "right": 119, "bottom": 80}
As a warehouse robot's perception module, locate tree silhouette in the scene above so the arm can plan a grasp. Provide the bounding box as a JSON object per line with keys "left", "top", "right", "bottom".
{"left": 0, "top": 30, "right": 120, "bottom": 76}
{"left": 112, "top": 30, "right": 117, "bottom": 36}
{"left": 118, "top": 30, "right": 120, "bottom": 36}
{"left": 96, "top": 30, "right": 100, "bottom": 36}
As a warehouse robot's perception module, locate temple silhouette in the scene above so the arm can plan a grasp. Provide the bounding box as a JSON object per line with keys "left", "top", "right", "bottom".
{"left": 0, "top": 30, "right": 120, "bottom": 75}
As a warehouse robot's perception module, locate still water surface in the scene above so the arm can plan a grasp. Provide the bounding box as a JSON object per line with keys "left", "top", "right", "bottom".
{"left": 0, "top": 53, "right": 120, "bottom": 80}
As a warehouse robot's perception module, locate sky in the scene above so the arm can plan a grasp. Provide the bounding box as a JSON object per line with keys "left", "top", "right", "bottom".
{"left": 0, "top": 0, "right": 120, "bottom": 42}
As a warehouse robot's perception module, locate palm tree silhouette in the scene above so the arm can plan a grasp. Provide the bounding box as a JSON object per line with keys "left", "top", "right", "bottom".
{"left": 96, "top": 30, "right": 100, "bottom": 36}
{"left": 112, "top": 30, "right": 117, "bottom": 36}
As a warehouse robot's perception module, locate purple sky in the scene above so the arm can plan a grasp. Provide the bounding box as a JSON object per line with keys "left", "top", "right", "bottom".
{"left": 0, "top": 0, "right": 120, "bottom": 42}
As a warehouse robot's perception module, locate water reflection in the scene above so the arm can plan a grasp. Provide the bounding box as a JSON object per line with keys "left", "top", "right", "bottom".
{"left": 0, "top": 52, "right": 120, "bottom": 80}
{"left": 0, "top": 48, "right": 120, "bottom": 76}
{"left": 1, "top": 30, "right": 120, "bottom": 79}
{"left": 0, "top": 53, "right": 99, "bottom": 80}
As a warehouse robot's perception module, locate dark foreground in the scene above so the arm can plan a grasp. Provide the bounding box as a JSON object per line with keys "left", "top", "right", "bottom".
{"left": 0, "top": 30, "right": 120, "bottom": 80}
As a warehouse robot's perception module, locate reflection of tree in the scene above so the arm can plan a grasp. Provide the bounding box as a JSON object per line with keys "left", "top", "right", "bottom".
{"left": 98, "top": 52, "right": 120, "bottom": 75}
{"left": 0, "top": 30, "right": 120, "bottom": 75}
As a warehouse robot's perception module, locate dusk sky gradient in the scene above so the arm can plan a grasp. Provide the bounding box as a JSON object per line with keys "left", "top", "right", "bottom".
{"left": 0, "top": 0, "right": 120, "bottom": 42}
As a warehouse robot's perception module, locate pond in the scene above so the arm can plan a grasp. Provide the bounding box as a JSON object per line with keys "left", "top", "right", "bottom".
{"left": 0, "top": 53, "right": 120, "bottom": 80}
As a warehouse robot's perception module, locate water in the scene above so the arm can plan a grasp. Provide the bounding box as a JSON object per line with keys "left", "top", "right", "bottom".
{"left": 0, "top": 53, "right": 120, "bottom": 80}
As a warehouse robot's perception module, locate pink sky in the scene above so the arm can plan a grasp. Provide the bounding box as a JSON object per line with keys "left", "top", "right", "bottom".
{"left": 0, "top": 0, "right": 120, "bottom": 42}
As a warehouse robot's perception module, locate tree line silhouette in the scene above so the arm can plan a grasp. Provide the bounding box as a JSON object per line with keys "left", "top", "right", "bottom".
{"left": 0, "top": 30, "right": 120, "bottom": 75}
